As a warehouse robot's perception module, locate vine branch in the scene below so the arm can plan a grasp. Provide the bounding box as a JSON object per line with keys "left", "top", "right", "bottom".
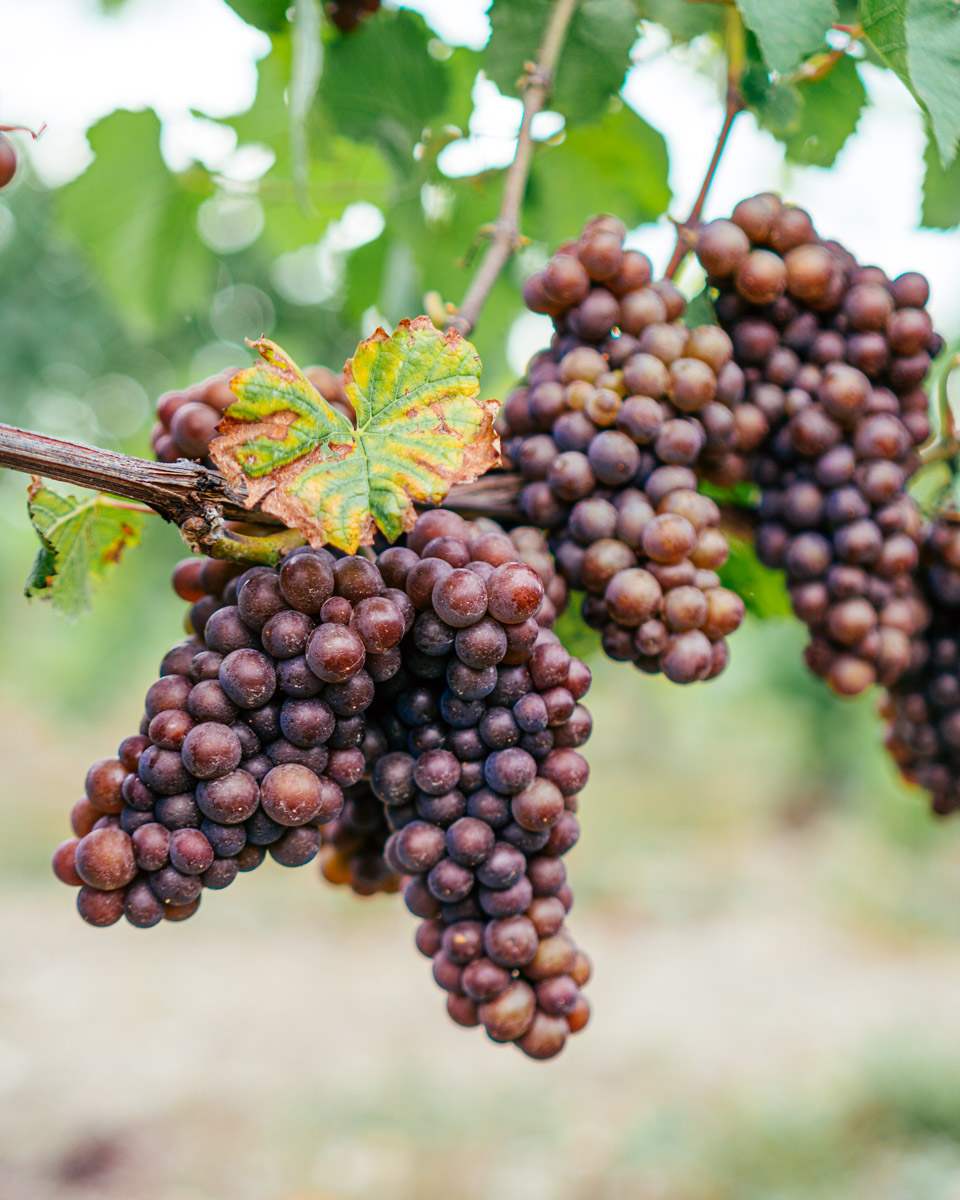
{"left": 665, "top": 9, "right": 745, "bottom": 281}
{"left": 0, "top": 422, "right": 757, "bottom": 564}
{"left": 0, "top": 422, "right": 538, "bottom": 557}
{"left": 448, "top": 0, "right": 580, "bottom": 336}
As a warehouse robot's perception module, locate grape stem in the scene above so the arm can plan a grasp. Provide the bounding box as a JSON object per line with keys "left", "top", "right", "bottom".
{"left": 664, "top": 9, "right": 745, "bottom": 281}
{"left": 447, "top": 0, "right": 580, "bottom": 336}
{"left": 0, "top": 122, "right": 47, "bottom": 139}
{"left": 664, "top": 89, "right": 743, "bottom": 280}
{"left": 919, "top": 353, "right": 960, "bottom": 466}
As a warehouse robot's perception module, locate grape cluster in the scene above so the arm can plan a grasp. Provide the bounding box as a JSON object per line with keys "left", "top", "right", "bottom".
{"left": 364, "top": 508, "right": 592, "bottom": 1058}
{"left": 882, "top": 516, "right": 960, "bottom": 815}
{"left": 315, "top": 521, "right": 567, "bottom": 900}
{"left": 694, "top": 194, "right": 940, "bottom": 694}
{"left": 326, "top": 0, "right": 380, "bottom": 33}
{"left": 151, "top": 365, "right": 352, "bottom": 465}
{"left": 51, "top": 545, "right": 425, "bottom": 927}
{"left": 52, "top": 511, "right": 593, "bottom": 1057}
{"left": 501, "top": 217, "right": 746, "bottom": 683}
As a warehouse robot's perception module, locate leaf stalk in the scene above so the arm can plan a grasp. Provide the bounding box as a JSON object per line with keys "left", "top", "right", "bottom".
{"left": 448, "top": 0, "right": 581, "bottom": 335}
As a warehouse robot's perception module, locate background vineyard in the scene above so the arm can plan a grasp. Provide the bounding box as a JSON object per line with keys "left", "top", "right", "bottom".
{"left": 4, "top": 0, "right": 960, "bottom": 1196}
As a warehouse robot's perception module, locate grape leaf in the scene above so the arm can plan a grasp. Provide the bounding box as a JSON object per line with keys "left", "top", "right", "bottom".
{"left": 860, "top": 0, "right": 910, "bottom": 78}
{"left": 782, "top": 55, "right": 866, "bottom": 167}
{"left": 56, "top": 109, "right": 217, "bottom": 335}
{"left": 486, "top": 0, "right": 639, "bottom": 126}
{"left": 861, "top": 0, "right": 960, "bottom": 166}
{"left": 210, "top": 320, "right": 500, "bottom": 552}
{"left": 905, "top": 0, "right": 960, "bottom": 166}
{"left": 922, "top": 128, "right": 960, "bottom": 228}
{"left": 224, "top": 0, "right": 290, "bottom": 31}
{"left": 680, "top": 287, "right": 718, "bottom": 329}
{"left": 741, "top": 65, "right": 804, "bottom": 140}
{"left": 526, "top": 104, "right": 671, "bottom": 240}
{"left": 317, "top": 9, "right": 450, "bottom": 173}
{"left": 635, "top": 0, "right": 725, "bottom": 44}
{"left": 25, "top": 485, "right": 144, "bottom": 618}
{"left": 736, "top": 0, "right": 837, "bottom": 72}
{"left": 224, "top": 40, "right": 391, "bottom": 255}
{"left": 748, "top": 53, "right": 867, "bottom": 166}
{"left": 719, "top": 535, "right": 792, "bottom": 619}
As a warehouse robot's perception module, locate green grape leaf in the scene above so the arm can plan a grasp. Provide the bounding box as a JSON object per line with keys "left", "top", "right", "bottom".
{"left": 553, "top": 595, "right": 603, "bottom": 662}
{"left": 224, "top": 0, "right": 290, "bottom": 31}
{"left": 210, "top": 320, "right": 501, "bottom": 552}
{"left": 486, "top": 0, "right": 639, "bottom": 126}
{"left": 225, "top": 40, "right": 391, "bottom": 255}
{"left": 783, "top": 55, "right": 866, "bottom": 167}
{"left": 736, "top": 0, "right": 837, "bottom": 72}
{"left": 741, "top": 68, "right": 804, "bottom": 140}
{"left": 317, "top": 9, "right": 450, "bottom": 172}
{"left": 680, "top": 287, "right": 718, "bottom": 329}
{"left": 906, "top": 0, "right": 960, "bottom": 167}
{"left": 922, "top": 126, "right": 960, "bottom": 228}
{"left": 635, "top": 0, "right": 725, "bottom": 44}
{"left": 748, "top": 52, "right": 867, "bottom": 166}
{"left": 860, "top": 0, "right": 910, "bottom": 78}
{"left": 526, "top": 104, "right": 671, "bottom": 241}
{"left": 25, "top": 485, "right": 144, "bottom": 619}
{"left": 56, "top": 109, "right": 216, "bottom": 335}
{"left": 719, "top": 534, "right": 792, "bottom": 619}
{"left": 861, "top": 0, "right": 960, "bottom": 166}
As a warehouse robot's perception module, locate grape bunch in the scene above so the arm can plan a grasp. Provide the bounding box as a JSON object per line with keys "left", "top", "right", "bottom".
{"left": 326, "top": 0, "right": 380, "bottom": 33}
{"left": 882, "top": 515, "right": 960, "bottom": 815}
{"left": 317, "top": 521, "right": 565, "bottom": 900}
{"left": 693, "top": 194, "right": 940, "bottom": 694}
{"left": 51, "top": 509, "right": 593, "bottom": 1058}
{"left": 151, "top": 365, "right": 352, "bottom": 465}
{"left": 364, "top": 508, "right": 592, "bottom": 1058}
{"left": 50, "top": 545, "right": 423, "bottom": 927}
{"left": 500, "top": 217, "right": 746, "bottom": 683}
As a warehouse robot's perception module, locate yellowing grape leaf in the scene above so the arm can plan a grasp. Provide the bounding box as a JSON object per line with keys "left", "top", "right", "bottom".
{"left": 210, "top": 318, "right": 500, "bottom": 552}
{"left": 25, "top": 485, "right": 144, "bottom": 618}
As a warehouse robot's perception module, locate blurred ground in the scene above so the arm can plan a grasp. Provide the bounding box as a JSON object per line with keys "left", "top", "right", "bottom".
{"left": 4, "top": 521, "right": 960, "bottom": 1198}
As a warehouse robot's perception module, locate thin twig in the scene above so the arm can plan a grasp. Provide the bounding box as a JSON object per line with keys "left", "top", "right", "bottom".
{"left": 665, "top": 91, "right": 743, "bottom": 279}
{"left": 448, "top": 0, "right": 580, "bottom": 335}
{"left": 665, "top": 9, "right": 745, "bottom": 281}
{"left": 0, "top": 122, "right": 47, "bottom": 139}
